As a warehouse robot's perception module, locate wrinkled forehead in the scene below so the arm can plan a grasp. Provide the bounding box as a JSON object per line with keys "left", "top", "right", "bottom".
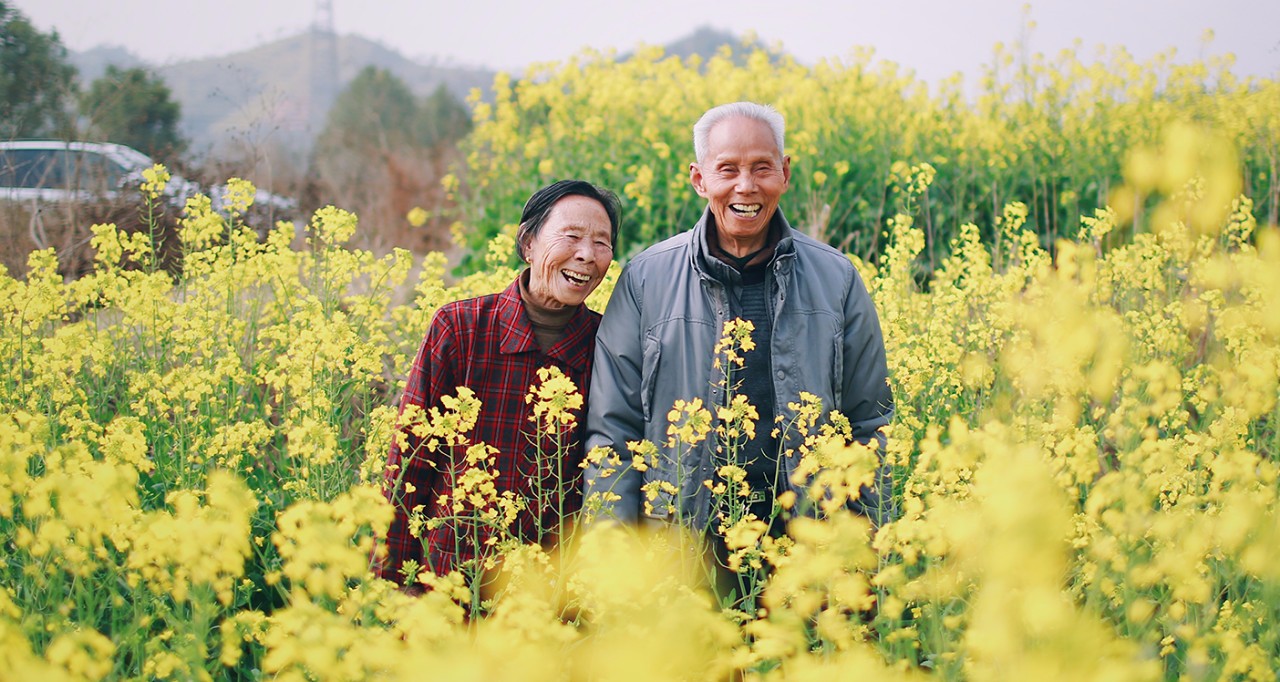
{"left": 543, "top": 196, "right": 613, "bottom": 233}
{"left": 705, "top": 117, "right": 783, "bottom": 161}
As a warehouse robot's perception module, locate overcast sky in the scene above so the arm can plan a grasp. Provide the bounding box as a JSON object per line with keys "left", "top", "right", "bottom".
{"left": 14, "top": 0, "right": 1280, "bottom": 84}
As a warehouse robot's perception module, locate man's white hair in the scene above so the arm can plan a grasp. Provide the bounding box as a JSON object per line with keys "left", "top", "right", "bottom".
{"left": 692, "top": 101, "right": 786, "bottom": 163}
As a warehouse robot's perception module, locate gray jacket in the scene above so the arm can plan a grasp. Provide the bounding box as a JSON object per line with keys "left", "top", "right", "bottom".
{"left": 584, "top": 208, "right": 894, "bottom": 529}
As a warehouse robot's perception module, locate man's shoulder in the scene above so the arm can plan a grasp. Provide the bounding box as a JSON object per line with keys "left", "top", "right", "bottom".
{"left": 784, "top": 230, "right": 859, "bottom": 285}
{"left": 625, "top": 230, "right": 693, "bottom": 272}
{"left": 788, "top": 230, "right": 854, "bottom": 267}
{"left": 632, "top": 230, "right": 692, "bottom": 261}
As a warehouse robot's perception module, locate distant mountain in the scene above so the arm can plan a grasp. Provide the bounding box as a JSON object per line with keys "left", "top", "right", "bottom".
{"left": 69, "top": 45, "right": 147, "bottom": 84}
{"left": 151, "top": 32, "right": 497, "bottom": 156}
{"left": 617, "top": 26, "right": 773, "bottom": 65}
{"left": 656, "top": 26, "right": 760, "bottom": 61}
{"left": 68, "top": 27, "right": 753, "bottom": 158}
{"left": 67, "top": 32, "right": 493, "bottom": 157}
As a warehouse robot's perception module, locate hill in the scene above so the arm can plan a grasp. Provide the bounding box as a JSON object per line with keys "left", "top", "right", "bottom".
{"left": 68, "top": 27, "right": 751, "bottom": 159}
{"left": 150, "top": 32, "right": 495, "bottom": 157}
{"left": 69, "top": 45, "right": 147, "bottom": 84}
{"left": 653, "top": 25, "right": 761, "bottom": 61}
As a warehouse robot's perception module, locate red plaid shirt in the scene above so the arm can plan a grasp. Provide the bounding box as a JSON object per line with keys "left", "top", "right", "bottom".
{"left": 376, "top": 277, "right": 599, "bottom": 584}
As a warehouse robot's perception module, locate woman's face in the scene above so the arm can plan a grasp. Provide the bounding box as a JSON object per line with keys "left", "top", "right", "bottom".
{"left": 524, "top": 195, "right": 614, "bottom": 309}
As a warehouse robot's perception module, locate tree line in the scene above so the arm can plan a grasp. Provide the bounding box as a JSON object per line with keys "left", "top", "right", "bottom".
{"left": 0, "top": 1, "right": 184, "bottom": 161}
{"left": 2, "top": 1, "right": 473, "bottom": 256}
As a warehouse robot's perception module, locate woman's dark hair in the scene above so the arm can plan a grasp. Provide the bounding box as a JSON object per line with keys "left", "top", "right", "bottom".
{"left": 515, "top": 179, "right": 621, "bottom": 261}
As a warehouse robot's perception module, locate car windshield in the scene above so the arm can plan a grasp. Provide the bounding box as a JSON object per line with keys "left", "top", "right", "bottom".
{"left": 107, "top": 145, "right": 157, "bottom": 173}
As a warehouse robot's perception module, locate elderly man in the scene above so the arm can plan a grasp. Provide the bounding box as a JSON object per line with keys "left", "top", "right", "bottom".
{"left": 584, "top": 101, "right": 894, "bottom": 534}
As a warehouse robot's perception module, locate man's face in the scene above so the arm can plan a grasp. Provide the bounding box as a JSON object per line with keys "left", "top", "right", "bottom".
{"left": 690, "top": 116, "right": 791, "bottom": 256}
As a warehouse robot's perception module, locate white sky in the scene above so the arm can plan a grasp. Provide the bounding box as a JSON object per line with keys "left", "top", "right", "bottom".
{"left": 14, "top": 0, "right": 1280, "bottom": 83}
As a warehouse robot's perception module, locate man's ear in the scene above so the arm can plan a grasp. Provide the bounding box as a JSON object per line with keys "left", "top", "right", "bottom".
{"left": 781, "top": 155, "right": 792, "bottom": 189}
{"left": 690, "top": 162, "right": 708, "bottom": 198}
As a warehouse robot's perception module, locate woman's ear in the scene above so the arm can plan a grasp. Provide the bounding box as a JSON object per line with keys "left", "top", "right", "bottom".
{"left": 516, "top": 223, "right": 531, "bottom": 262}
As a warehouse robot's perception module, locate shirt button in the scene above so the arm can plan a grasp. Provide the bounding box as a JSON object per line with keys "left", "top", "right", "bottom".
{"left": 776, "top": 370, "right": 785, "bottom": 380}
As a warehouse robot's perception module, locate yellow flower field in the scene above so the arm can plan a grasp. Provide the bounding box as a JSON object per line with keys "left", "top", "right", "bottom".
{"left": 2, "top": 44, "right": 1279, "bottom": 681}
{"left": 454, "top": 40, "right": 1279, "bottom": 270}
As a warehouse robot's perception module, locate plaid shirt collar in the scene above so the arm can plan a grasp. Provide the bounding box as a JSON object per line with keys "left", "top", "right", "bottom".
{"left": 497, "top": 274, "right": 597, "bottom": 373}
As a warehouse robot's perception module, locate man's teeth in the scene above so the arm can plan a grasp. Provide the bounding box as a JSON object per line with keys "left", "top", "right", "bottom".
{"left": 562, "top": 270, "right": 590, "bottom": 284}
{"left": 731, "top": 203, "right": 762, "bottom": 217}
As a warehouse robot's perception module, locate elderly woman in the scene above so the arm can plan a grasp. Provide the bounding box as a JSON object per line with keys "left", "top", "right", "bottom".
{"left": 377, "top": 179, "right": 620, "bottom": 588}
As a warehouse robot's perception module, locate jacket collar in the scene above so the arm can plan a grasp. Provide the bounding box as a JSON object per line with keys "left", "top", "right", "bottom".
{"left": 497, "top": 275, "right": 596, "bottom": 372}
{"left": 690, "top": 207, "right": 796, "bottom": 285}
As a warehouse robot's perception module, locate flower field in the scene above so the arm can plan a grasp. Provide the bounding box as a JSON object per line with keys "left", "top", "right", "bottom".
{"left": 3, "top": 44, "right": 1280, "bottom": 681}
{"left": 453, "top": 40, "right": 1279, "bottom": 268}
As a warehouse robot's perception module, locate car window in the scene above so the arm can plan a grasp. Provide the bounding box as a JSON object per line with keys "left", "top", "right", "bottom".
{"left": 0, "top": 149, "right": 66, "bottom": 189}
{"left": 68, "top": 150, "right": 128, "bottom": 193}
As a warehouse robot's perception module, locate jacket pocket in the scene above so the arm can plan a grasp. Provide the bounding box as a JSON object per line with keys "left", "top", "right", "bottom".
{"left": 640, "top": 332, "right": 662, "bottom": 421}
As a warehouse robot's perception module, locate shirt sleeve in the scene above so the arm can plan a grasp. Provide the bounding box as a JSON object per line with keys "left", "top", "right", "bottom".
{"left": 375, "top": 308, "right": 458, "bottom": 585}
{"left": 583, "top": 265, "right": 646, "bottom": 523}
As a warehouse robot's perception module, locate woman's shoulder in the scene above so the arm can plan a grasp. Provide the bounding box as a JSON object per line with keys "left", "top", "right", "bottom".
{"left": 579, "top": 306, "right": 603, "bottom": 334}
{"left": 437, "top": 289, "right": 506, "bottom": 313}
{"left": 430, "top": 290, "right": 509, "bottom": 333}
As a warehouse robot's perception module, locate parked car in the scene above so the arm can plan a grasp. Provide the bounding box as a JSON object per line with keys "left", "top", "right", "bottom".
{"left": 0, "top": 139, "right": 296, "bottom": 277}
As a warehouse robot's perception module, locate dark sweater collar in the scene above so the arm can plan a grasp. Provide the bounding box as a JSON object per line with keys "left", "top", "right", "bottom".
{"left": 695, "top": 208, "right": 792, "bottom": 284}
{"left": 518, "top": 271, "right": 577, "bottom": 353}
{"left": 496, "top": 277, "right": 597, "bottom": 372}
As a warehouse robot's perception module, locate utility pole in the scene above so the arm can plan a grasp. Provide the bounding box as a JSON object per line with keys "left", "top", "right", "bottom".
{"left": 308, "top": 0, "right": 339, "bottom": 137}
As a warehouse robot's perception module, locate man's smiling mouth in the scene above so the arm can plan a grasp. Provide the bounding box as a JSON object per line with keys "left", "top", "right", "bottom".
{"left": 729, "top": 203, "right": 762, "bottom": 218}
